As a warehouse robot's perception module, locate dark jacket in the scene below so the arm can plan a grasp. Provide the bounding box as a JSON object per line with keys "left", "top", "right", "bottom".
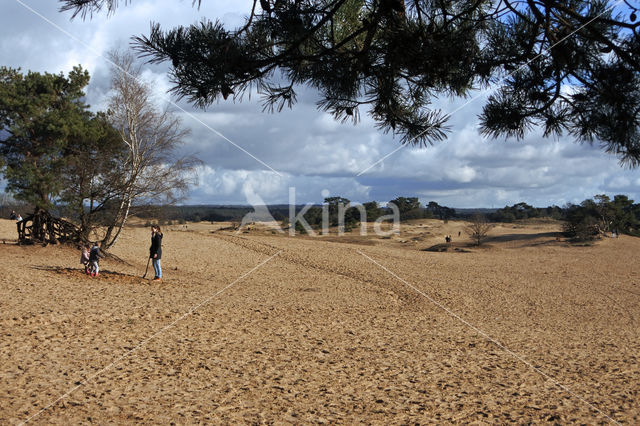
{"left": 89, "top": 245, "right": 104, "bottom": 262}
{"left": 150, "top": 232, "right": 163, "bottom": 260}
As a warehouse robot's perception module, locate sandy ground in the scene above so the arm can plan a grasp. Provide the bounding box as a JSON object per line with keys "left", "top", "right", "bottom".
{"left": 0, "top": 218, "right": 639, "bottom": 424}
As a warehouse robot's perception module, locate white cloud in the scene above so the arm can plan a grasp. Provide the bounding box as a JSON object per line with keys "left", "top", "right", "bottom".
{"left": 445, "top": 165, "right": 477, "bottom": 183}
{"left": 2, "top": 1, "right": 639, "bottom": 208}
{"left": 191, "top": 166, "right": 370, "bottom": 204}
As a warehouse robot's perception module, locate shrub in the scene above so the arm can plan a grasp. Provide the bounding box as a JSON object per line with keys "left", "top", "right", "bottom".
{"left": 562, "top": 216, "right": 600, "bottom": 242}
{"left": 295, "top": 220, "right": 308, "bottom": 235}
{"left": 465, "top": 213, "right": 493, "bottom": 246}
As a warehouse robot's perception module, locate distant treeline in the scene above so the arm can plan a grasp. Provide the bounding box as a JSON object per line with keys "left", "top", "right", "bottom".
{"left": 137, "top": 205, "right": 257, "bottom": 223}
{"left": 135, "top": 197, "right": 457, "bottom": 228}
{"left": 0, "top": 194, "right": 32, "bottom": 220}
{"left": 6, "top": 193, "right": 637, "bottom": 238}
{"left": 487, "top": 196, "right": 640, "bottom": 238}
{"left": 138, "top": 194, "right": 640, "bottom": 238}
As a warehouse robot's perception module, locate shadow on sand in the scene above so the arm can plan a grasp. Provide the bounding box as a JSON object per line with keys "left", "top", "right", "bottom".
{"left": 31, "top": 266, "right": 150, "bottom": 284}
{"left": 484, "top": 231, "right": 563, "bottom": 245}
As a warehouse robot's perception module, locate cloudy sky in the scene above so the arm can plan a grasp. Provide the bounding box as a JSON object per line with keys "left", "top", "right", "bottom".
{"left": 2, "top": 0, "right": 639, "bottom": 207}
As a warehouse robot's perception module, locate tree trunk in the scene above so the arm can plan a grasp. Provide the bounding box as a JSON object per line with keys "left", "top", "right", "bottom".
{"left": 101, "top": 196, "right": 127, "bottom": 246}
{"left": 105, "top": 195, "right": 132, "bottom": 249}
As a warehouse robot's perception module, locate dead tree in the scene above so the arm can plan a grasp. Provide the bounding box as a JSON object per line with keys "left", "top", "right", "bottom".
{"left": 465, "top": 213, "right": 493, "bottom": 246}
{"left": 17, "top": 208, "right": 82, "bottom": 245}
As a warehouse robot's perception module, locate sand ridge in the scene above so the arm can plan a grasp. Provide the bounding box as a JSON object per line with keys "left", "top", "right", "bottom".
{"left": 0, "top": 218, "right": 639, "bottom": 423}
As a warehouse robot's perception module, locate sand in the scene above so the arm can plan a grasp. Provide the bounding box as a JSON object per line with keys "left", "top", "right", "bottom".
{"left": 0, "top": 218, "right": 638, "bottom": 424}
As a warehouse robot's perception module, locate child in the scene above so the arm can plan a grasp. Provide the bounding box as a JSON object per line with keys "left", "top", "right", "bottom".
{"left": 80, "top": 244, "right": 90, "bottom": 274}
{"left": 89, "top": 242, "right": 104, "bottom": 277}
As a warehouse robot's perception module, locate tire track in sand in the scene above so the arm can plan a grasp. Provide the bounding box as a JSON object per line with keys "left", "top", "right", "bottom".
{"left": 209, "top": 232, "right": 448, "bottom": 310}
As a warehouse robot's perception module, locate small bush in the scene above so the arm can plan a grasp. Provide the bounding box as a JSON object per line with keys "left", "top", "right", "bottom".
{"left": 562, "top": 216, "right": 600, "bottom": 242}
{"left": 295, "top": 220, "right": 308, "bottom": 235}
{"left": 465, "top": 213, "right": 493, "bottom": 246}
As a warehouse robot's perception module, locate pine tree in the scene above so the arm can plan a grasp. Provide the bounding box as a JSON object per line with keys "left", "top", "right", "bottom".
{"left": 61, "top": 0, "right": 640, "bottom": 164}
{"left": 0, "top": 66, "right": 90, "bottom": 208}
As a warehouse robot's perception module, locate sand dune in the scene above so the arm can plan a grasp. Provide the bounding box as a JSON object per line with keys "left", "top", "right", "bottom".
{"left": 0, "top": 218, "right": 638, "bottom": 424}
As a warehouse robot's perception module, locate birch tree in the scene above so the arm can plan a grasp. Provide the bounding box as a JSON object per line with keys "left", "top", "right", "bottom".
{"left": 102, "top": 50, "right": 198, "bottom": 248}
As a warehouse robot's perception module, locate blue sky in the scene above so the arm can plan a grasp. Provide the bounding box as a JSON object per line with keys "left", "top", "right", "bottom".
{"left": 1, "top": 0, "right": 639, "bottom": 207}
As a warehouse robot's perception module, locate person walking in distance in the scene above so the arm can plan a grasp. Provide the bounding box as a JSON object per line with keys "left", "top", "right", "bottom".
{"left": 150, "top": 225, "right": 163, "bottom": 281}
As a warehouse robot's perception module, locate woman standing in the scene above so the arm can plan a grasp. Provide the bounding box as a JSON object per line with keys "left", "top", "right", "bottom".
{"left": 150, "top": 225, "right": 163, "bottom": 281}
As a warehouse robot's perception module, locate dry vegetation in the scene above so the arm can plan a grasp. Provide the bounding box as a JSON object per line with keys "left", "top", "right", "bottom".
{"left": 1, "top": 218, "right": 639, "bottom": 424}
